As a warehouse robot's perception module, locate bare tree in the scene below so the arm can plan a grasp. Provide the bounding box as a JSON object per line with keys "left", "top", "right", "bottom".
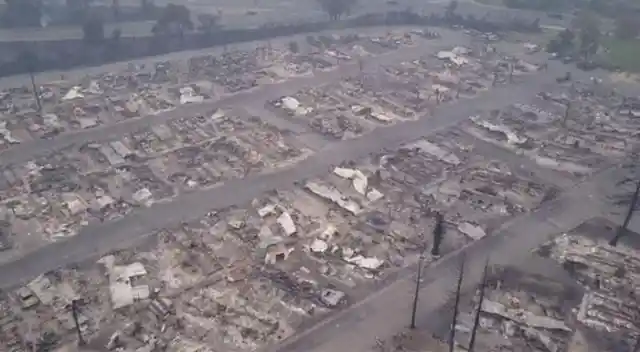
{"left": 83, "top": 14, "right": 106, "bottom": 44}
{"left": 572, "top": 10, "right": 600, "bottom": 61}
{"left": 71, "top": 299, "right": 85, "bottom": 345}
{"left": 316, "top": 0, "right": 357, "bottom": 20}
{"left": 153, "top": 4, "right": 193, "bottom": 36}
{"left": 445, "top": 0, "right": 458, "bottom": 20}
{"left": 610, "top": 179, "right": 640, "bottom": 247}
{"left": 17, "top": 51, "right": 41, "bottom": 115}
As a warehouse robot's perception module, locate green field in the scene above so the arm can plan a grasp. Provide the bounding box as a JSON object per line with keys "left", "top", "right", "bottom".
{"left": 603, "top": 38, "right": 640, "bottom": 72}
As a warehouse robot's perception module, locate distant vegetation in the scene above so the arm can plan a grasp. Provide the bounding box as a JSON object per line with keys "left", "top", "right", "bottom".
{"left": 316, "top": 0, "right": 358, "bottom": 20}
{"left": 1, "top": 8, "right": 543, "bottom": 78}
{"left": 503, "top": 0, "right": 563, "bottom": 11}
{"left": 603, "top": 39, "right": 640, "bottom": 72}
{"left": 480, "top": 0, "right": 640, "bottom": 19}
{"left": 545, "top": 8, "right": 640, "bottom": 72}
{"left": 0, "top": 0, "right": 160, "bottom": 29}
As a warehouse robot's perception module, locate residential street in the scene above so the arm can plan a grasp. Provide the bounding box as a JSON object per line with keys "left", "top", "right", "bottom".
{"left": 0, "top": 22, "right": 636, "bottom": 352}
{"left": 0, "top": 31, "right": 467, "bottom": 166}
{"left": 268, "top": 160, "right": 612, "bottom": 352}
{"left": 0, "top": 64, "right": 566, "bottom": 285}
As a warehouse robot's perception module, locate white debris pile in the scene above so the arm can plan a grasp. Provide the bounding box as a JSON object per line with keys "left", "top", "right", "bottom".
{"left": 132, "top": 187, "right": 153, "bottom": 206}
{"left": 257, "top": 203, "right": 298, "bottom": 237}
{"left": 458, "top": 222, "right": 486, "bottom": 240}
{"left": 547, "top": 234, "right": 640, "bottom": 335}
{"left": 62, "top": 86, "right": 84, "bottom": 101}
{"left": 332, "top": 167, "right": 384, "bottom": 202}
{"left": 99, "top": 255, "right": 150, "bottom": 309}
{"left": 482, "top": 299, "right": 571, "bottom": 332}
{"left": 305, "top": 181, "right": 363, "bottom": 215}
{"left": 278, "top": 96, "right": 313, "bottom": 116}
{"left": 345, "top": 255, "right": 384, "bottom": 270}
{"left": 470, "top": 115, "right": 527, "bottom": 145}
{"left": 404, "top": 139, "right": 461, "bottom": 165}
{"left": 310, "top": 238, "right": 329, "bottom": 253}
{"left": 436, "top": 50, "right": 468, "bottom": 66}
{"left": 179, "top": 86, "right": 204, "bottom": 104}
{"left": 277, "top": 211, "right": 297, "bottom": 236}
{"left": 0, "top": 121, "right": 20, "bottom": 144}
{"left": 307, "top": 225, "right": 337, "bottom": 254}
{"left": 27, "top": 274, "right": 78, "bottom": 308}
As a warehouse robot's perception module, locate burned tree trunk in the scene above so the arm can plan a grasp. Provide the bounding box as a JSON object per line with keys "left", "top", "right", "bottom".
{"left": 71, "top": 299, "right": 85, "bottom": 346}
{"left": 448, "top": 256, "right": 465, "bottom": 352}
{"left": 468, "top": 259, "right": 489, "bottom": 352}
{"left": 610, "top": 179, "right": 640, "bottom": 246}
{"left": 431, "top": 212, "right": 444, "bottom": 257}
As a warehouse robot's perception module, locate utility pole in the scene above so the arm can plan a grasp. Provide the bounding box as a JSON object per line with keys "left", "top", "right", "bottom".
{"left": 71, "top": 299, "right": 85, "bottom": 346}
{"left": 468, "top": 259, "right": 489, "bottom": 352}
{"left": 410, "top": 252, "right": 425, "bottom": 329}
{"left": 29, "top": 71, "right": 42, "bottom": 116}
{"left": 610, "top": 179, "right": 640, "bottom": 246}
{"left": 448, "top": 256, "right": 466, "bottom": 352}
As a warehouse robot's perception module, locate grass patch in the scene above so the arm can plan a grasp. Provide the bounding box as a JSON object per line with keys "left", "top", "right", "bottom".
{"left": 602, "top": 38, "right": 640, "bottom": 72}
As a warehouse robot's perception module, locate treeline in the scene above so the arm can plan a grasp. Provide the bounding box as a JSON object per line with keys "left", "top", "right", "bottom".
{"left": 1, "top": 0, "right": 159, "bottom": 28}
{"left": 0, "top": 8, "right": 542, "bottom": 78}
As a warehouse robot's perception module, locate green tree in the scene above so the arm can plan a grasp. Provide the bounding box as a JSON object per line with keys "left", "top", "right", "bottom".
{"left": 4, "top": 0, "right": 43, "bottom": 27}
{"left": 615, "top": 14, "right": 640, "bottom": 40}
{"left": 316, "top": 0, "right": 357, "bottom": 21}
{"left": 6, "top": 200, "right": 21, "bottom": 215}
{"left": 445, "top": 0, "right": 458, "bottom": 19}
{"left": 573, "top": 11, "right": 600, "bottom": 61}
{"left": 197, "top": 14, "right": 219, "bottom": 33}
{"left": 152, "top": 4, "right": 193, "bottom": 36}
{"left": 288, "top": 41, "right": 299, "bottom": 53}
{"left": 546, "top": 28, "right": 575, "bottom": 55}
{"left": 83, "top": 15, "right": 105, "bottom": 44}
